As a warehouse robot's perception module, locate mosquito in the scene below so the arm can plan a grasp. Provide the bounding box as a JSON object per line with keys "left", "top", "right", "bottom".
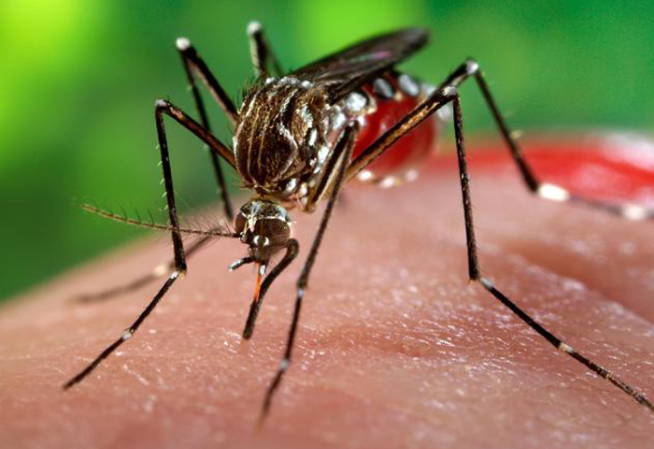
{"left": 63, "top": 22, "right": 654, "bottom": 423}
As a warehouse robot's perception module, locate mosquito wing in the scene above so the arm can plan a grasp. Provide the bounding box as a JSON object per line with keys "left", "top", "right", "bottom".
{"left": 290, "top": 28, "right": 429, "bottom": 103}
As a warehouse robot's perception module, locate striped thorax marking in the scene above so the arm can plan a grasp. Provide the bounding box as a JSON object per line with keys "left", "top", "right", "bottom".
{"left": 234, "top": 77, "right": 329, "bottom": 201}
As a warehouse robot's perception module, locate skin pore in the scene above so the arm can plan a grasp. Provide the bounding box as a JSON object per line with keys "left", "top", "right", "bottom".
{"left": 1, "top": 137, "right": 653, "bottom": 448}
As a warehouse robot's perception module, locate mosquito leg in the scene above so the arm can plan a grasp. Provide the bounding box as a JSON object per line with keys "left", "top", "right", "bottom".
{"left": 258, "top": 123, "right": 359, "bottom": 424}
{"left": 73, "top": 230, "right": 216, "bottom": 303}
{"left": 154, "top": 99, "right": 236, "bottom": 167}
{"left": 77, "top": 41, "right": 239, "bottom": 303}
{"left": 242, "top": 125, "right": 356, "bottom": 339}
{"left": 346, "top": 85, "right": 454, "bottom": 181}
{"left": 353, "top": 85, "right": 653, "bottom": 412}
{"left": 242, "top": 123, "right": 358, "bottom": 339}
{"left": 63, "top": 270, "right": 182, "bottom": 389}
{"left": 247, "top": 21, "right": 283, "bottom": 78}
{"left": 64, "top": 99, "right": 204, "bottom": 388}
{"left": 155, "top": 97, "right": 239, "bottom": 267}
{"left": 175, "top": 38, "right": 239, "bottom": 125}
{"left": 447, "top": 88, "right": 654, "bottom": 412}
{"left": 72, "top": 100, "right": 236, "bottom": 303}
{"left": 242, "top": 239, "right": 299, "bottom": 339}
{"left": 177, "top": 38, "right": 235, "bottom": 220}
{"left": 304, "top": 119, "right": 360, "bottom": 211}
{"left": 440, "top": 58, "right": 653, "bottom": 220}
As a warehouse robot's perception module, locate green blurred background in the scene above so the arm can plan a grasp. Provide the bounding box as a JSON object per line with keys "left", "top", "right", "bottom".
{"left": 1, "top": 0, "right": 653, "bottom": 303}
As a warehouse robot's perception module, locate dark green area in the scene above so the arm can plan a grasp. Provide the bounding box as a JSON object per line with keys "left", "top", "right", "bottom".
{"left": 1, "top": 0, "right": 653, "bottom": 302}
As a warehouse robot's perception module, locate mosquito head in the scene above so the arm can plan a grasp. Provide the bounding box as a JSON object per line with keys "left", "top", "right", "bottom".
{"left": 231, "top": 199, "right": 292, "bottom": 266}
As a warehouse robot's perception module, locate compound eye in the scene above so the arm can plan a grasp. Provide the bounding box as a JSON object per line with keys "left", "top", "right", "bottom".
{"left": 234, "top": 212, "right": 247, "bottom": 234}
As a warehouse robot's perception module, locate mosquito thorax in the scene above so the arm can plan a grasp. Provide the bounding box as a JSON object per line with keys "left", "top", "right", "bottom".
{"left": 233, "top": 199, "right": 292, "bottom": 262}
{"left": 232, "top": 76, "right": 330, "bottom": 200}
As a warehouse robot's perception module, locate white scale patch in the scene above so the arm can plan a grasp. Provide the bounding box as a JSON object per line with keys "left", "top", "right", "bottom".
{"left": 398, "top": 74, "right": 420, "bottom": 96}
{"left": 379, "top": 177, "right": 399, "bottom": 189}
{"left": 232, "top": 135, "right": 239, "bottom": 154}
{"left": 252, "top": 235, "right": 270, "bottom": 247}
{"left": 175, "top": 37, "right": 191, "bottom": 51}
{"left": 297, "top": 183, "right": 308, "bottom": 198}
{"left": 277, "top": 123, "right": 298, "bottom": 150}
{"left": 308, "top": 128, "right": 318, "bottom": 147}
{"left": 537, "top": 183, "right": 570, "bottom": 202}
{"left": 404, "top": 169, "right": 419, "bottom": 182}
{"left": 247, "top": 21, "right": 262, "bottom": 36}
{"left": 284, "top": 178, "right": 298, "bottom": 193}
{"left": 558, "top": 343, "right": 574, "bottom": 354}
{"left": 241, "top": 91, "right": 260, "bottom": 120}
{"left": 465, "top": 60, "right": 480, "bottom": 75}
{"left": 622, "top": 203, "right": 648, "bottom": 220}
{"left": 373, "top": 78, "right": 394, "bottom": 99}
{"left": 277, "top": 76, "right": 313, "bottom": 89}
{"left": 317, "top": 145, "right": 330, "bottom": 165}
{"left": 331, "top": 107, "right": 347, "bottom": 129}
{"left": 279, "top": 76, "right": 299, "bottom": 86}
{"left": 358, "top": 170, "right": 374, "bottom": 182}
{"left": 441, "top": 85, "right": 457, "bottom": 97}
{"left": 344, "top": 91, "right": 367, "bottom": 113}
{"left": 299, "top": 105, "right": 313, "bottom": 128}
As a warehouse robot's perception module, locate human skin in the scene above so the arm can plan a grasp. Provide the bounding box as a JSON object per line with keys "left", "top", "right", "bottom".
{"left": 1, "top": 137, "right": 653, "bottom": 449}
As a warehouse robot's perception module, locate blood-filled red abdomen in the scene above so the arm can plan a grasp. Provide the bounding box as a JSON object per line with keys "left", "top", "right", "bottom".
{"left": 351, "top": 74, "right": 439, "bottom": 183}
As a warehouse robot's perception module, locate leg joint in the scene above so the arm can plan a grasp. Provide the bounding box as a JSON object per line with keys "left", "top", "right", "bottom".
{"left": 247, "top": 21, "right": 262, "bottom": 37}
{"left": 154, "top": 98, "right": 170, "bottom": 113}
{"left": 279, "top": 358, "right": 290, "bottom": 371}
{"left": 464, "top": 58, "right": 480, "bottom": 75}
{"left": 439, "top": 85, "right": 459, "bottom": 99}
{"left": 155, "top": 100, "right": 185, "bottom": 124}
{"left": 175, "top": 37, "right": 193, "bottom": 52}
